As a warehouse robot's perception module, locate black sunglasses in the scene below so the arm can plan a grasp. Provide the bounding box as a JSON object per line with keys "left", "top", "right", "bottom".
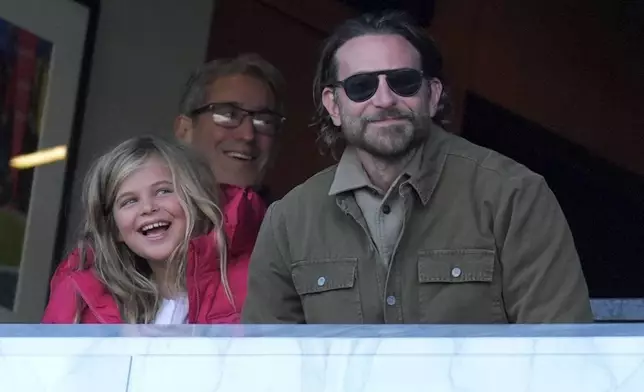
{"left": 190, "top": 102, "right": 285, "bottom": 136}
{"left": 328, "top": 68, "right": 424, "bottom": 102}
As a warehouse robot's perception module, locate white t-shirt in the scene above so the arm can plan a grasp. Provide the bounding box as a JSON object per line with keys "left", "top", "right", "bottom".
{"left": 153, "top": 295, "right": 189, "bottom": 324}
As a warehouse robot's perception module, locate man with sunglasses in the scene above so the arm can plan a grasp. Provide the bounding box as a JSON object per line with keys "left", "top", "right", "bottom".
{"left": 242, "top": 12, "right": 593, "bottom": 324}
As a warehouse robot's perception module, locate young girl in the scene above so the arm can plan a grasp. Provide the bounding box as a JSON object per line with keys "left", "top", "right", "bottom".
{"left": 42, "top": 136, "right": 266, "bottom": 324}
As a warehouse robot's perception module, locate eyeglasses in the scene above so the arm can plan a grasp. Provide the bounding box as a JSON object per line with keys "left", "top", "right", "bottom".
{"left": 190, "top": 102, "right": 285, "bottom": 136}
{"left": 328, "top": 68, "right": 424, "bottom": 102}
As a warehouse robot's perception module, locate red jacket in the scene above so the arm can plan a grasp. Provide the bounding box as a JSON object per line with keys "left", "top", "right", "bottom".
{"left": 42, "top": 185, "right": 267, "bottom": 324}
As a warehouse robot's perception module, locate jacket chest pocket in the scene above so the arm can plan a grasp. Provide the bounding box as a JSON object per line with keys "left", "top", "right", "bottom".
{"left": 292, "top": 258, "right": 362, "bottom": 323}
{"left": 417, "top": 249, "right": 506, "bottom": 323}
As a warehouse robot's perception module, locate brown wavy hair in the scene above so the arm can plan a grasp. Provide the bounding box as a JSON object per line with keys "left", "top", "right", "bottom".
{"left": 312, "top": 11, "right": 452, "bottom": 158}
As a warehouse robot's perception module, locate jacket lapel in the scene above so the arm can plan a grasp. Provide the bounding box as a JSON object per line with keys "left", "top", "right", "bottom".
{"left": 71, "top": 271, "right": 123, "bottom": 323}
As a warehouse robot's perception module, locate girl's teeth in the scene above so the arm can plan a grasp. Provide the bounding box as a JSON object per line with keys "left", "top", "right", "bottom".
{"left": 142, "top": 222, "right": 169, "bottom": 232}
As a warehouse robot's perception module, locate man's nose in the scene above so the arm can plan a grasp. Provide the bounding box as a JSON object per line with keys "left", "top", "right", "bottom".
{"left": 370, "top": 75, "right": 396, "bottom": 108}
{"left": 232, "top": 116, "right": 256, "bottom": 142}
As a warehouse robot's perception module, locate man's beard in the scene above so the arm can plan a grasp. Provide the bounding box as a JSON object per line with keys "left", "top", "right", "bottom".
{"left": 341, "top": 107, "right": 432, "bottom": 161}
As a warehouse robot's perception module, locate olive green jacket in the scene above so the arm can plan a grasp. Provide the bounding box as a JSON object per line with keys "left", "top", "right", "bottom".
{"left": 242, "top": 126, "right": 593, "bottom": 324}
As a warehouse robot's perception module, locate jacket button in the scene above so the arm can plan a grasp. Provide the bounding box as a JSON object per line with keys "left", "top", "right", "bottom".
{"left": 386, "top": 295, "right": 396, "bottom": 306}
{"left": 451, "top": 267, "right": 462, "bottom": 278}
{"left": 382, "top": 204, "right": 391, "bottom": 214}
{"left": 317, "top": 276, "right": 326, "bottom": 286}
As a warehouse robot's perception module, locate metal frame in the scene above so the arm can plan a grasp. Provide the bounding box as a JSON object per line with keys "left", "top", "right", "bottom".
{"left": 0, "top": 0, "right": 99, "bottom": 322}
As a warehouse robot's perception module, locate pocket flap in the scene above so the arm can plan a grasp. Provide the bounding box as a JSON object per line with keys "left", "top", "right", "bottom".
{"left": 418, "top": 249, "right": 495, "bottom": 283}
{"left": 292, "top": 258, "right": 357, "bottom": 295}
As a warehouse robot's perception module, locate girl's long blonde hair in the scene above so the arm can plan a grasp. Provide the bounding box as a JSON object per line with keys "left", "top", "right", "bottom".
{"left": 74, "top": 136, "right": 230, "bottom": 323}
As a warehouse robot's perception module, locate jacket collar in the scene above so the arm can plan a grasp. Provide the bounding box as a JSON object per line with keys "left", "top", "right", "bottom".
{"left": 329, "top": 123, "right": 450, "bottom": 206}
{"left": 219, "top": 184, "right": 267, "bottom": 257}
{"left": 70, "top": 270, "right": 123, "bottom": 323}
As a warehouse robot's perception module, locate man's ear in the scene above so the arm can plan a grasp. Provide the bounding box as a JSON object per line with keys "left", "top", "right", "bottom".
{"left": 322, "top": 87, "right": 342, "bottom": 126}
{"left": 174, "top": 115, "right": 194, "bottom": 143}
{"left": 427, "top": 78, "right": 444, "bottom": 117}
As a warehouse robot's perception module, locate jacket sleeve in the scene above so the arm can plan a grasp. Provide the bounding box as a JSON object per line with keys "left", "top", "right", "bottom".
{"left": 241, "top": 201, "right": 305, "bottom": 323}
{"left": 41, "top": 250, "right": 83, "bottom": 323}
{"left": 496, "top": 175, "right": 593, "bottom": 323}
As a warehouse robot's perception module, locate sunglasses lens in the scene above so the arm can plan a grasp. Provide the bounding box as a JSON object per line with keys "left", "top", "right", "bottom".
{"left": 343, "top": 74, "right": 379, "bottom": 102}
{"left": 387, "top": 69, "right": 423, "bottom": 96}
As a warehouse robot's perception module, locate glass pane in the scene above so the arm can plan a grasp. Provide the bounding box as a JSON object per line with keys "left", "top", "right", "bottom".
{"left": 0, "top": 17, "right": 53, "bottom": 310}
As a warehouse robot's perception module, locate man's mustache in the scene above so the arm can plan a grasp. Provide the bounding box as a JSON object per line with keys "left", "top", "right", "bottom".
{"left": 364, "top": 109, "right": 414, "bottom": 123}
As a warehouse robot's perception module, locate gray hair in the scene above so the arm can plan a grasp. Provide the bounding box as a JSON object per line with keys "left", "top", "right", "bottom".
{"left": 179, "top": 53, "right": 287, "bottom": 116}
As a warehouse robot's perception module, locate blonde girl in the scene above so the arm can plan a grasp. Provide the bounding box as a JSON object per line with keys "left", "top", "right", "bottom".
{"left": 42, "top": 136, "right": 265, "bottom": 323}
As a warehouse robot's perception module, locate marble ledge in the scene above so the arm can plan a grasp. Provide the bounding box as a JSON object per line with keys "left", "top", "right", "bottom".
{"left": 4, "top": 322, "right": 644, "bottom": 338}
{"left": 1, "top": 334, "right": 644, "bottom": 355}
{"left": 2, "top": 325, "right": 644, "bottom": 392}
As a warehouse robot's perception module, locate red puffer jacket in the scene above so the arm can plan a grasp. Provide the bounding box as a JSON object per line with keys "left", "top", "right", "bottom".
{"left": 41, "top": 185, "right": 266, "bottom": 324}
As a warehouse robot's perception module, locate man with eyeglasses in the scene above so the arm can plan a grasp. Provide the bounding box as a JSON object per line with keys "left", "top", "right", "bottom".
{"left": 242, "top": 11, "right": 593, "bottom": 324}
{"left": 173, "top": 54, "right": 285, "bottom": 321}
{"left": 174, "top": 53, "right": 285, "bottom": 200}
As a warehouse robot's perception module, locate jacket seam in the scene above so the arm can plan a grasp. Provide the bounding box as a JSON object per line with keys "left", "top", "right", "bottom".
{"left": 445, "top": 150, "right": 544, "bottom": 184}
{"left": 264, "top": 201, "right": 296, "bottom": 286}
{"left": 69, "top": 276, "right": 107, "bottom": 323}
{"left": 280, "top": 165, "right": 337, "bottom": 204}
